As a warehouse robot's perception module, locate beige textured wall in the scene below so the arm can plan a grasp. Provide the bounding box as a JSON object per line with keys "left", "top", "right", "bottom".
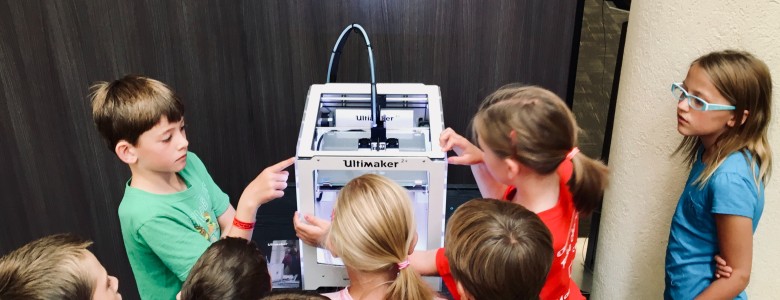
{"left": 592, "top": 1, "right": 780, "bottom": 298}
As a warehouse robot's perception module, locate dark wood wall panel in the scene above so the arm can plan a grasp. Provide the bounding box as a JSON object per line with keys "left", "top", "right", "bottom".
{"left": 0, "top": 1, "right": 580, "bottom": 298}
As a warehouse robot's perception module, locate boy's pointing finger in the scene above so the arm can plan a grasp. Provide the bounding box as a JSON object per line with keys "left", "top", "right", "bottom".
{"left": 270, "top": 157, "right": 296, "bottom": 171}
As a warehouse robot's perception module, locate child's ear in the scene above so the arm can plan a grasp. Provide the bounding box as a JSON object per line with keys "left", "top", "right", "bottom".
{"left": 456, "top": 282, "right": 474, "bottom": 300}
{"left": 728, "top": 110, "right": 749, "bottom": 127}
{"left": 504, "top": 158, "right": 521, "bottom": 179}
{"left": 408, "top": 233, "right": 418, "bottom": 255}
{"left": 115, "top": 140, "right": 138, "bottom": 164}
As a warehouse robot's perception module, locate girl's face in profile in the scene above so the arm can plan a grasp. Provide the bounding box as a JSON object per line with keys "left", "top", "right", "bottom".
{"left": 676, "top": 64, "right": 738, "bottom": 146}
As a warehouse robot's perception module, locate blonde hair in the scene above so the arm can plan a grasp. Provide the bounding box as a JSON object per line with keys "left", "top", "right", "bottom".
{"left": 674, "top": 50, "right": 773, "bottom": 188}
{"left": 445, "top": 199, "right": 552, "bottom": 300}
{"left": 472, "top": 84, "right": 609, "bottom": 215}
{"left": 328, "top": 174, "right": 435, "bottom": 300}
{"left": 0, "top": 234, "right": 95, "bottom": 300}
{"left": 90, "top": 75, "right": 184, "bottom": 151}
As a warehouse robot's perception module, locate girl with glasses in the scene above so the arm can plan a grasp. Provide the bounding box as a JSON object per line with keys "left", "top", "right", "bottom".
{"left": 665, "top": 50, "right": 772, "bottom": 299}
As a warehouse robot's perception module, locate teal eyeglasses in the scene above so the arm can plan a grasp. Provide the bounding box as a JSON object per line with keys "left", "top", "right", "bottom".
{"left": 671, "top": 83, "right": 735, "bottom": 111}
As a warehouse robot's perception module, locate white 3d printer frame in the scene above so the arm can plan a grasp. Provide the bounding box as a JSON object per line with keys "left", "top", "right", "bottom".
{"left": 295, "top": 82, "right": 447, "bottom": 291}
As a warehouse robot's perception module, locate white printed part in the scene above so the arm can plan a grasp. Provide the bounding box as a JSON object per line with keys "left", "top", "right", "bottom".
{"left": 334, "top": 109, "right": 415, "bottom": 128}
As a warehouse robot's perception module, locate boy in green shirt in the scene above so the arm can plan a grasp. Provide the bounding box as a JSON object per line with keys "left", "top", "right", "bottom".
{"left": 90, "top": 75, "right": 293, "bottom": 300}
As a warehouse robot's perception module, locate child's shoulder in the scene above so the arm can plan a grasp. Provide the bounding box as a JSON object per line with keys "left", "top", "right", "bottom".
{"left": 715, "top": 150, "right": 755, "bottom": 175}
{"left": 182, "top": 151, "right": 209, "bottom": 173}
{"left": 118, "top": 189, "right": 171, "bottom": 220}
{"left": 320, "top": 291, "right": 340, "bottom": 300}
{"left": 708, "top": 150, "right": 761, "bottom": 192}
{"left": 184, "top": 150, "right": 203, "bottom": 165}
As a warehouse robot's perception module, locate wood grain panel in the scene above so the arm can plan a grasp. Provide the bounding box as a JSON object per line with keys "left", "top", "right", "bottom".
{"left": 0, "top": 0, "right": 581, "bottom": 297}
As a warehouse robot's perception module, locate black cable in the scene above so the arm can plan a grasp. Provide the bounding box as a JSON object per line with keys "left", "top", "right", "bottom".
{"left": 325, "top": 24, "right": 379, "bottom": 128}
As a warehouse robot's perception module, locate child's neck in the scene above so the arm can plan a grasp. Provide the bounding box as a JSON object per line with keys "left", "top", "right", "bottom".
{"left": 510, "top": 170, "right": 560, "bottom": 213}
{"left": 700, "top": 138, "right": 720, "bottom": 162}
{"left": 345, "top": 266, "right": 394, "bottom": 299}
{"left": 128, "top": 166, "right": 186, "bottom": 194}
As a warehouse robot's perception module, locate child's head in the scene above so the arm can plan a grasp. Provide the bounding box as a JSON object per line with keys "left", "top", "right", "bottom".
{"left": 445, "top": 199, "right": 552, "bottom": 300}
{"left": 674, "top": 50, "right": 773, "bottom": 184}
{"left": 179, "top": 237, "right": 271, "bottom": 300}
{"left": 0, "top": 234, "right": 121, "bottom": 300}
{"left": 261, "top": 290, "right": 330, "bottom": 300}
{"left": 328, "top": 174, "right": 434, "bottom": 300}
{"left": 472, "top": 84, "right": 608, "bottom": 214}
{"left": 90, "top": 75, "right": 185, "bottom": 152}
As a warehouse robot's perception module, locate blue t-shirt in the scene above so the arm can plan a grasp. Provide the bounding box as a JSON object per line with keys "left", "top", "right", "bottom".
{"left": 664, "top": 149, "right": 764, "bottom": 300}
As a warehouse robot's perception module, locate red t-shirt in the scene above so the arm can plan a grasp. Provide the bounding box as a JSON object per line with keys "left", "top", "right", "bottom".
{"left": 436, "top": 160, "right": 585, "bottom": 300}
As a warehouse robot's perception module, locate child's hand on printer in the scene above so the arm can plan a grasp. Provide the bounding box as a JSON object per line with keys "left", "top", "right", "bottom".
{"left": 293, "top": 211, "right": 331, "bottom": 249}
{"left": 439, "top": 127, "right": 484, "bottom": 165}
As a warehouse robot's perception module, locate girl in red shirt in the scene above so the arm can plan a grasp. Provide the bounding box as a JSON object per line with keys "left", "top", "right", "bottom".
{"left": 424, "top": 84, "right": 609, "bottom": 300}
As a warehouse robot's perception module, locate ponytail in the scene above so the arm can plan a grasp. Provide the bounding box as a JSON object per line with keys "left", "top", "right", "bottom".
{"left": 570, "top": 154, "right": 609, "bottom": 215}
{"left": 386, "top": 264, "right": 434, "bottom": 300}
{"left": 329, "top": 174, "right": 437, "bottom": 300}
{"left": 472, "top": 84, "right": 610, "bottom": 216}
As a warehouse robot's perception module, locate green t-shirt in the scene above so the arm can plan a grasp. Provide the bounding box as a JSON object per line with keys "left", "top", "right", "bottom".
{"left": 118, "top": 151, "right": 230, "bottom": 300}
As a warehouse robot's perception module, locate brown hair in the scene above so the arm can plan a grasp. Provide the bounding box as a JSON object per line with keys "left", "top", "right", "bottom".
{"left": 261, "top": 291, "right": 330, "bottom": 300}
{"left": 328, "top": 174, "right": 436, "bottom": 300}
{"left": 180, "top": 237, "right": 271, "bottom": 300}
{"left": 0, "top": 234, "right": 95, "bottom": 300}
{"left": 90, "top": 75, "right": 184, "bottom": 151}
{"left": 674, "top": 50, "right": 773, "bottom": 188}
{"left": 472, "top": 84, "right": 609, "bottom": 215}
{"left": 445, "top": 199, "right": 553, "bottom": 300}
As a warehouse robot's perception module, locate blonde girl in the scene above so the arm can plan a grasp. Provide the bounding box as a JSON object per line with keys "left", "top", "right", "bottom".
{"left": 665, "top": 50, "right": 772, "bottom": 299}
{"left": 317, "top": 174, "right": 438, "bottom": 300}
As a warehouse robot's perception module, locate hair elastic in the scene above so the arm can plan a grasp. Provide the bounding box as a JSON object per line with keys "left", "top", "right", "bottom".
{"left": 397, "top": 259, "right": 410, "bottom": 270}
{"left": 566, "top": 147, "right": 580, "bottom": 160}
{"left": 232, "top": 217, "right": 255, "bottom": 230}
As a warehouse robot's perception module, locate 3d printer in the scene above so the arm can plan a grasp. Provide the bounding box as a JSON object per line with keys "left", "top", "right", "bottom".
{"left": 295, "top": 24, "right": 447, "bottom": 290}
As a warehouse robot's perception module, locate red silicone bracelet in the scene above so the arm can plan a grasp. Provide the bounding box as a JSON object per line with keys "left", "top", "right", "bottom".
{"left": 233, "top": 218, "right": 255, "bottom": 230}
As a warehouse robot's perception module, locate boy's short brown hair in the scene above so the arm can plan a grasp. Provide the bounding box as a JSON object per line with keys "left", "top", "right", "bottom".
{"left": 180, "top": 237, "right": 272, "bottom": 300}
{"left": 261, "top": 291, "right": 330, "bottom": 300}
{"left": 445, "top": 199, "right": 553, "bottom": 300}
{"left": 0, "top": 234, "right": 95, "bottom": 300}
{"left": 90, "top": 75, "right": 184, "bottom": 151}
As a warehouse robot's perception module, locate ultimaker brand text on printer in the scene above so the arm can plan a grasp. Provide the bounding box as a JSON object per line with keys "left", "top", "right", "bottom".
{"left": 343, "top": 159, "right": 400, "bottom": 168}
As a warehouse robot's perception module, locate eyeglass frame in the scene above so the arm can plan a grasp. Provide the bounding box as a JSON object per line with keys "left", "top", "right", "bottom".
{"left": 671, "top": 82, "right": 735, "bottom": 111}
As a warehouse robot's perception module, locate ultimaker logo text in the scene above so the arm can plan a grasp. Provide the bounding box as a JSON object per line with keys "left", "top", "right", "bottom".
{"left": 343, "top": 159, "right": 400, "bottom": 168}
{"left": 356, "top": 115, "right": 395, "bottom": 121}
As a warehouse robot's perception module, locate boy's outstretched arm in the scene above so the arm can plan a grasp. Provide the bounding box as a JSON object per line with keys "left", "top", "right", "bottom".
{"left": 219, "top": 157, "right": 296, "bottom": 240}
{"left": 217, "top": 206, "right": 236, "bottom": 238}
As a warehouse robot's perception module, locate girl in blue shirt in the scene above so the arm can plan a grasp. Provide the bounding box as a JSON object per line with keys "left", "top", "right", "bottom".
{"left": 665, "top": 50, "right": 772, "bottom": 299}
